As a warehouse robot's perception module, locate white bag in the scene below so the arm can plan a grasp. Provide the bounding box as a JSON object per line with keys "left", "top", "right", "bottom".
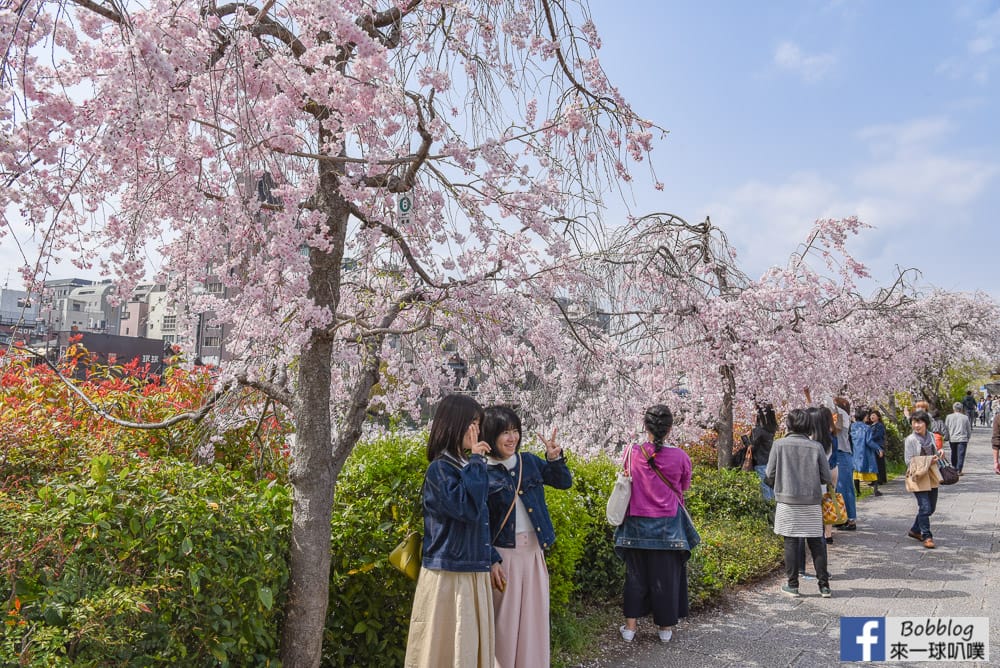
{"left": 606, "top": 444, "right": 633, "bottom": 526}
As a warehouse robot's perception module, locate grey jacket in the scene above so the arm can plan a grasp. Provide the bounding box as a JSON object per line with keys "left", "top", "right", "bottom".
{"left": 765, "top": 433, "right": 833, "bottom": 505}
{"left": 944, "top": 412, "right": 972, "bottom": 443}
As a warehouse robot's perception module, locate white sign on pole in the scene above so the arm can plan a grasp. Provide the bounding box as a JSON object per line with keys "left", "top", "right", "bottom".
{"left": 397, "top": 193, "right": 414, "bottom": 225}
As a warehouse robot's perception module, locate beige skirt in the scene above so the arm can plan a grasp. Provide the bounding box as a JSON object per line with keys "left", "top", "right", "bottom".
{"left": 494, "top": 531, "right": 550, "bottom": 668}
{"left": 404, "top": 568, "right": 494, "bottom": 668}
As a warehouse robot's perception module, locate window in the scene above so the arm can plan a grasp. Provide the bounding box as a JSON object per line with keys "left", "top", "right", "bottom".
{"left": 206, "top": 282, "right": 223, "bottom": 293}
{"left": 203, "top": 336, "right": 221, "bottom": 348}
{"left": 16, "top": 297, "right": 32, "bottom": 308}
{"left": 121, "top": 310, "right": 130, "bottom": 319}
{"left": 162, "top": 315, "right": 177, "bottom": 331}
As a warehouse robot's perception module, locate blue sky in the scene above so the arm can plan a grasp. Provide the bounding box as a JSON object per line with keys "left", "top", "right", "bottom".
{"left": 3, "top": 1, "right": 998, "bottom": 301}
{"left": 590, "top": 0, "right": 1000, "bottom": 297}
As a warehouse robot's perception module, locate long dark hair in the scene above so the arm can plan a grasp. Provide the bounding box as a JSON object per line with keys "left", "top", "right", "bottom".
{"left": 426, "top": 394, "right": 484, "bottom": 462}
{"left": 755, "top": 403, "right": 778, "bottom": 433}
{"left": 643, "top": 404, "right": 674, "bottom": 451}
{"left": 481, "top": 405, "right": 522, "bottom": 452}
{"left": 807, "top": 405, "right": 834, "bottom": 455}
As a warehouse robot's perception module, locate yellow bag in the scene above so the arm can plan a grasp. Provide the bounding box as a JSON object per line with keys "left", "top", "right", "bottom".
{"left": 822, "top": 491, "right": 847, "bottom": 525}
{"left": 388, "top": 531, "right": 422, "bottom": 581}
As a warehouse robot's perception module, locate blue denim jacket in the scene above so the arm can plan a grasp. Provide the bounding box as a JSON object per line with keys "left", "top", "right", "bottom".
{"left": 487, "top": 452, "right": 572, "bottom": 554}
{"left": 421, "top": 453, "right": 492, "bottom": 572}
{"left": 613, "top": 511, "right": 700, "bottom": 558}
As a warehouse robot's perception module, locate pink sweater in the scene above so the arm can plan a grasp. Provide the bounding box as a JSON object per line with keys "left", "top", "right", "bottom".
{"left": 624, "top": 443, "right": 692, "bottom": 518}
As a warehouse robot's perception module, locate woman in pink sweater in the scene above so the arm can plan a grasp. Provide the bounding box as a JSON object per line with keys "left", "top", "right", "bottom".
{"left": 613, "top": 404, "right": 696, "bottom": 644}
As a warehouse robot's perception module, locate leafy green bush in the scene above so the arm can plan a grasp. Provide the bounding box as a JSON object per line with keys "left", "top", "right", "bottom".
{"left": 323, "top": 432, "right": 427, "bottom": 667}
{"left": 686, "top": 466, "right": 772, "bottom": 521}
{"left": 1, "top": 457, "right": 290, "bottom": 666}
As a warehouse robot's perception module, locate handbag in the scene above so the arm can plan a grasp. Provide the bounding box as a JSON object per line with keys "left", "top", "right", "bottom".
{"left": 937, "top": 461, "right": 960, "bottom": 485}
{"left": 388, "top": 531, "right": 422, "bottom": 580}
{"left": 741, "top": 434, "right": 754, "bottom": 472}
{"left": 606, "top": 444, "right": 634, "bottom": 526}
{"left": 822, "top": 488, "right": 848, "bottom": 525}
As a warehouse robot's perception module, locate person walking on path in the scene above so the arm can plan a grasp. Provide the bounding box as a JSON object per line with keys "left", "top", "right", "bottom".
{"left": 903, "top": 410, "right": 944, "bottom": 549}
{"left": 851, "top": 406, "right": 882, "bottom": 496}
{"left": 992, "top": 410, "right": 1000, "bottom": 475}
{"left": 832, "top": 396, "right": 857, "bottom": 531}
{"left": 765, "top": 408, "right": 833, "bottom": 598}
{"left": 579, "top": 427, "right": 1000, "bottom": 668}
{"left": 944, "top": 401, "right": 973, "bottom": 475}
{"left": 962, "top": 390, "right": 978, "bottom": 428}
{"left": 869, "top": 410, "right": 888, "bottom": 492}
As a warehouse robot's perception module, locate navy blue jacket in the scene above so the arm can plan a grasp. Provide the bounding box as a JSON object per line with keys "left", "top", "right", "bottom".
{"left": 420, "top": 452, "right": 492, "bottom": 572}
{"left": 487, "top": 452, "right": 572, "bottom": 554}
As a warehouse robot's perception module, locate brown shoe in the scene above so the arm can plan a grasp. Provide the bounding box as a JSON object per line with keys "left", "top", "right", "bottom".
{"left": 923, "top": 538, "right": 936, "bottom": 549}
{"left": 907, "top": 530, "right": 922, "bottom": 541}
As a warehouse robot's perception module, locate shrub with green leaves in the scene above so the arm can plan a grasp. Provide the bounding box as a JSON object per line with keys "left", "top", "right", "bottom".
{"left": 1, "top": 457, "right": 290, "bottom": 666}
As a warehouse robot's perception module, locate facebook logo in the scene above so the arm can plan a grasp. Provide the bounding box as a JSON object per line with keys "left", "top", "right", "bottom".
{"left": 841, "top": 617, "right": 885, "bottom": 661}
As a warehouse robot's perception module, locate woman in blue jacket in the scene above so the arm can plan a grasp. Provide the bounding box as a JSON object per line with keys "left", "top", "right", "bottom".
{"left": 483, "top": 406, "right": 571, "bottom": 668}
{"left": 404, "top": 394, "right": 496, "bottom": 668}
{"left": 851, "top": 406, "right": 883, "bottom": 496}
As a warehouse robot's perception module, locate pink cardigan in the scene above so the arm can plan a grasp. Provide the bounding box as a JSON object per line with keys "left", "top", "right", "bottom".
{"left": 624, "top": 443, "right": 692, "bottom": 518}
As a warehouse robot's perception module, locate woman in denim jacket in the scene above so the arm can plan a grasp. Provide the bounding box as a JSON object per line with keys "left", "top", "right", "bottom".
{"left": 483, "top": 406, "right": 572, "bottom": 668}
{"left": 404, "top": 395, "right": 496, "bottom": 668}
{"left": 614, "top": 404, "right": 695, "bottom": 644}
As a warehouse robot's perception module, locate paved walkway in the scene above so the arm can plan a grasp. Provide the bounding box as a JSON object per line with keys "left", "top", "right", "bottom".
{"left": 581, "top": 427, "right": 1000, "bottom": 667}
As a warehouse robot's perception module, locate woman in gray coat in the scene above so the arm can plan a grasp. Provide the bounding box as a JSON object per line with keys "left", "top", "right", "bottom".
{"left": 765, "top": 408, "right": 834, "bottom": 598}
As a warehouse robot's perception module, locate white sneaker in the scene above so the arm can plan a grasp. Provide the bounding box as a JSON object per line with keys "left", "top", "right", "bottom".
{"left": 658, "top": 629, "right": 673, "bottom": 643}
{"left": 619, "top": 625, "right": 636, "bottom": 642}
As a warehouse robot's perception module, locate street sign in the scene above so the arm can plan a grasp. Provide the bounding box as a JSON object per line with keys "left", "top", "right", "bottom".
{"left": 397, "top": 193, "right": 413, "bottom": 225}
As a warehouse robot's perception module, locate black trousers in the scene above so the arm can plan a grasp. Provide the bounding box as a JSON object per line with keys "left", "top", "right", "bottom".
{"left": 784, "top": 536, "right": 828, "bottom": 588}
{"left": 622, "top": 549, "right": 689, "bottom": 627}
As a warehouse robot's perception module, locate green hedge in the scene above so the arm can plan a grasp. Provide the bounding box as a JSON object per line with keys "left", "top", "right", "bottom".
{"left": 2, "top": 434, "right": 781, "bottom": 666}
{"left": 1, "top": 456, "right": 290, "bottom": 666}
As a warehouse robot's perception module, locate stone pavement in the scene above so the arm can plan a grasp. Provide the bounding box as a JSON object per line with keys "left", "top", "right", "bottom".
{"left": 580, "top": 427, "right": 1000, "bottom": 667}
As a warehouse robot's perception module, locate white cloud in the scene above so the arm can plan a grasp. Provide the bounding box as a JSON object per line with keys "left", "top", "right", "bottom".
{"left": 699, "top": 116, "right": 999, "bottom": 285}
{"left": 937, "top": 6, "right": 1000, "bottom": 82}
{"left": 856, "top": 118, "right": 954, "bottom": 157}
{"left": 702, "top": 173, "right": 844, "bottom": 277}
{"left": 773, "top": 41, "right": 837, "bottom": 83}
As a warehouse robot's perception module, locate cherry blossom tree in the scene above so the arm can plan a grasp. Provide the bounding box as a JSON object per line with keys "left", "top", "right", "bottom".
{"left": 1, "top": 1, "right": 660, "bottom": 663}
{"left": 556, "top": 214, "right": 925, "bottom": 463}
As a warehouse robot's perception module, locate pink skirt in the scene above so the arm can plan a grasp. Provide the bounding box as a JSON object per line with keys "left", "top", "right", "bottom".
{"left": 493, "top": 531, "right": 550, "bottom": 668}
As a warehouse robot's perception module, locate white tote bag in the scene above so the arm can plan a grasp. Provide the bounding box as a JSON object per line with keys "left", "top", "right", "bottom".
{"left": 606, "top": 444, "right": 634, "bottom": 526}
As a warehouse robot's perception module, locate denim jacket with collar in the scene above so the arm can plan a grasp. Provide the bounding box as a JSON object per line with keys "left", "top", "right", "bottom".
{"left": 486, "top": 452, "right": 572, "bottom": 554}
{"left": 421, "top": 452, "right": 493, "bottom": 572}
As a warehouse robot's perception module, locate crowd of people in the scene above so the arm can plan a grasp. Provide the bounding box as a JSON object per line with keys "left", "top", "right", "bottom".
{"left": 401, "top": 391, "right": 997, "bottom": 667}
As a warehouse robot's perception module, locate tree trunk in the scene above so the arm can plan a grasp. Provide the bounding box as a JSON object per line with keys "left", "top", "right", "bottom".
{"left": 280, "top": 147, "right": 351, "bottom": 665}
{"left": 282, "top": 337, "right": 336, "bottom": 667}
{"left": 716, "top": 363, "right": 736, "bottom": 469}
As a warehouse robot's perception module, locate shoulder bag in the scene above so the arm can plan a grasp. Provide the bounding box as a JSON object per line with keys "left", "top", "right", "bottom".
{"left": 493, "top": 453, "right": 523, "bottom": 540}
{"left": 821, "top": 485, "right": 848, "bottom": 525}
{"left": 937, "top": 460, "right": 960, "bottom": 485}
{"left": 606, "top": 444, "right": 633, "bottom": 526}
{"left": 389, "top": 531, "right": 422, "bottom": 580}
